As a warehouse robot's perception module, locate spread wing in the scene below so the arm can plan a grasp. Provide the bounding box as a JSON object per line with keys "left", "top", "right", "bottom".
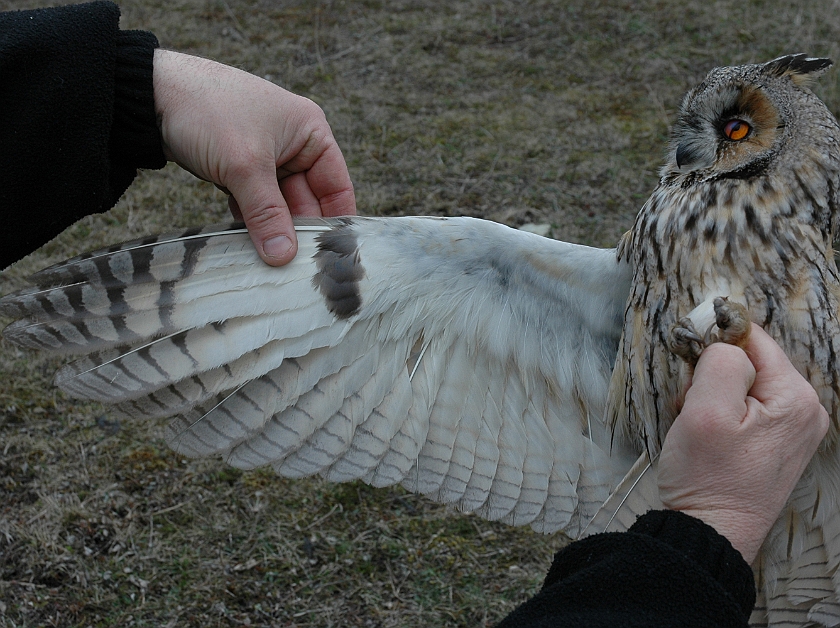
{"left": 1, "top": 216, "right": 637, "bottom": 535}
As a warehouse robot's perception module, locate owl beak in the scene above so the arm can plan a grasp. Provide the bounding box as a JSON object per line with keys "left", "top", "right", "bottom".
{"left": 675, "top": 143, "right": 693, "bottom": 169}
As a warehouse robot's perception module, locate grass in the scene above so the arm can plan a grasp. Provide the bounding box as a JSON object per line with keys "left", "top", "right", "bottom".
{"left": 3, "top": 0, "right": 840, "bottom": 626}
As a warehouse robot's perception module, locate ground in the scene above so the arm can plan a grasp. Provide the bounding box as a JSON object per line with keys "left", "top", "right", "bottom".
{"left": 2, "top": 1, "right": 840, "bottom": 626}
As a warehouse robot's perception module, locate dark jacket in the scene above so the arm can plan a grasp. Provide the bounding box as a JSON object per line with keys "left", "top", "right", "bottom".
{"left": 0, "top": 0, "right": 164, "bottom": 268}
{"left": 498, "top": 510, "right": 755, "bottom": 627}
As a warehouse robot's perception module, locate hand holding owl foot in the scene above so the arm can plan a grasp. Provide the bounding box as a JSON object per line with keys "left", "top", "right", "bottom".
{"left": 668, "top": 297, "right": 751, "bottom": 366}
{"left": 659, "top": 324, "right": 828, "bottom": 563}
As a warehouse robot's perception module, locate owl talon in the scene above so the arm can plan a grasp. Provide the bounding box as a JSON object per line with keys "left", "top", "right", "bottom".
{"left": 669, "top": 297, "right": 752, "bottom": 366}
{"left": 712, "top": 296, "right": 752, "bottom": 348}
{"left": 668, "top": 317, "right": 705, "bottom": 365}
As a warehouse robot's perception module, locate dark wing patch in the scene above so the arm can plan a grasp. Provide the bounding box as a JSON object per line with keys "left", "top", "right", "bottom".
{"left": 312, "top": 220, "right": 365, "bottom": 319}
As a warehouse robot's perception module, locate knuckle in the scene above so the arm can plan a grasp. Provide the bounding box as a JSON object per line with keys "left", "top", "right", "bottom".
{"left": 221, "top": 145, "right": 266, "bottom": 180}
{"left": 289, "top": 94, "right": 326, "bottom": 124}
{"left": 302, "top": 96, "right": 326, "bottom": 119}
{"left": 816, "top": 407, "right": 831, "bottom": 439}
{"left": 786, "top": 384, "right": 829, "bottom": 437}
{"left": 243, "top": 204, "right": 285, "bottom": 227}
{"left": 307, "top": 123, "right": 333, "bottom": 149}
{"left": 796, "top": 385, "right": 822, "bottom": 415}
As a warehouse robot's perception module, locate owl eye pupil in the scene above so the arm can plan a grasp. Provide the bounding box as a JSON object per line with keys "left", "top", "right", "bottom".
{"left": 723, "top": 119, "right": 751, "bottom": 141}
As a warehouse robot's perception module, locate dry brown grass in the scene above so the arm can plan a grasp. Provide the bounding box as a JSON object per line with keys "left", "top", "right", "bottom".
{"left": 3, "top": 0, "right": 840, "bottom": 626}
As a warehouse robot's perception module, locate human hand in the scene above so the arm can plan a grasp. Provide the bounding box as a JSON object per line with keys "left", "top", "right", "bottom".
{"left": 659, "top": 324, "right": 829, "bottom": 564}
{"left": 153, "top": 49, "right": 356, "bottom": 266}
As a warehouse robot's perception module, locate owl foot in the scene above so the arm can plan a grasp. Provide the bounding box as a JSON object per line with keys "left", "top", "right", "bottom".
{"left": 669, "top": 318, "right": 706, "bottom": 365}
{"left": 668, "top": 296, "right": 751, "bottom": 366}
{"left": 710, "top": 296, "right": 751, "bottom": 348}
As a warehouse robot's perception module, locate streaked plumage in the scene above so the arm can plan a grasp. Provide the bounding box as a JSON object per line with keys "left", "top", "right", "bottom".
{"left": 3, "top": 54, "right": 840, "bottom": 626}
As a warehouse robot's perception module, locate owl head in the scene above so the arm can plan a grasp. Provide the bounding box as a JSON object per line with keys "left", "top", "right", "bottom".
{"left": 662, "top": 54, "right": 835, "bottom": 182}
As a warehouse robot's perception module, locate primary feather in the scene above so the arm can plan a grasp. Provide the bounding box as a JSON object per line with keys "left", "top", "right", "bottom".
{"left": 0, "top": 216, "right": 637, "bottom": 536}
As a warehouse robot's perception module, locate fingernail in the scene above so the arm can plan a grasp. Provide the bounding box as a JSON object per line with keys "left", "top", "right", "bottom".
{"left": 263, "top": 235, "right": 293, "bottom": 259}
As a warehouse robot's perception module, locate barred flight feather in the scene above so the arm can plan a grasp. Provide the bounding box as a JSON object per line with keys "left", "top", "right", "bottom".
{"left": 1, "top": 216, "right": 638, "bottom": 537}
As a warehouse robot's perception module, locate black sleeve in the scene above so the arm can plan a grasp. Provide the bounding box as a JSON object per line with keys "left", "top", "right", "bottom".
{"left": 496, "top": 510, "right": 756, "bottom": 628}
{"left": 0, "top": 1, "right": 166, "bottom": 269}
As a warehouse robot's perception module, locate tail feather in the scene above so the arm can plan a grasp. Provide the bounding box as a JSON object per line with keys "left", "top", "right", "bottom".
{"left": 809, "top": 600, "right": 840, "bottom": 627}
{"left": 751, "top": 485, "right": 840, "bottom": 627}
{"left": 580, "top": 452, "right": 662, "bottom": 537}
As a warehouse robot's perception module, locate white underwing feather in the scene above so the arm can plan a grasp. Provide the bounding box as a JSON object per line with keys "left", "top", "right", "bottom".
{"left": 2, "top": 216, "right": 635, "bottom": 537}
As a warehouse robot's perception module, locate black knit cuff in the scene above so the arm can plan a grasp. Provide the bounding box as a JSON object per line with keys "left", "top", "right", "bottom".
{"left": 630, "top": 510, "right": 756, "bottom": 613}
{"left": 111, "top": 29, "right": 166, "bottom": 169}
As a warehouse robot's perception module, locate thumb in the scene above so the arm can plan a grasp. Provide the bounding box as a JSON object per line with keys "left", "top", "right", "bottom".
{"left": 683, "top": 342, "right": 755, "bottom": 418}
{"left": 743, "top": 324, "right": 798, "bottom": 403}
{"left": 226, "top": 164, "right": 298, "bottom": 266}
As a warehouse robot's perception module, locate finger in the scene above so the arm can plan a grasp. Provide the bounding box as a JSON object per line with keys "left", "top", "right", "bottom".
{"left": 279, "top": 173, "right": 323, "bottom": 217}
{"left": 684, "top": 342, "right": 755, "bottom": 417}
{"left": 743, "top": 325, "right": 829, "bottom": 443}
{"left": 225, "top": 162, "right": 298, "bottom": 266}
{"left": 744, "top": 324, "right": 803, "bottom": 402}
{"left": 744, "top": 324, "right": 786, "bottom": 373}
{"left": 302, "top": 139, "right": 356, "bottom": 217}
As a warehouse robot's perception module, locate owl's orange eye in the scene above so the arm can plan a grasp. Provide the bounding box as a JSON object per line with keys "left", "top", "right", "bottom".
{"left": 723, "top": 119, "right": 751, "bottom": 141}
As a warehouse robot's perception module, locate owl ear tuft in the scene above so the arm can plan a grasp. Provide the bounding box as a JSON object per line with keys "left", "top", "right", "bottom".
{"left": 763, "top": 54, "right": 833, "bottom": 87}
